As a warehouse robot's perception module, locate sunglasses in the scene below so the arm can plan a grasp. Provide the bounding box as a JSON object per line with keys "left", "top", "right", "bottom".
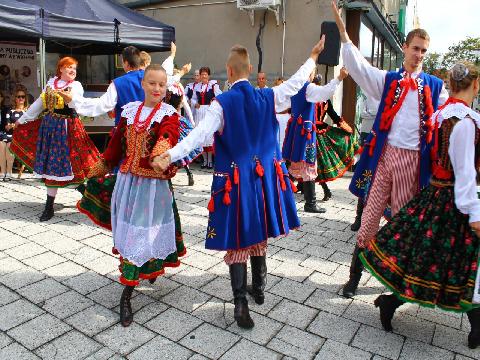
{"left": 16, "top": 95, "right": 26, "bottom": 99}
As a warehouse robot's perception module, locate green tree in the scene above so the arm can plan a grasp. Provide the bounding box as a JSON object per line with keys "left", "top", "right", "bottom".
{"left": 441, "top": 37, "right": 480, "bottom": 69}
{"left": 423, "top": 52, "right": 442, "bottom": 74}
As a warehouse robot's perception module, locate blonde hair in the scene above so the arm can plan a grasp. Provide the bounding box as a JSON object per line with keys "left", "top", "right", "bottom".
{"left": 449, "top": 61, "right": 479, "bottom": 93}
{"left": 405, "top": 28, "right": 430, "bottom": 45}
{"left": 227, "top": 45, "right": 250, "bottom": 75}
{"left": 140, "top": 51, "right": 151, "bottom": 68}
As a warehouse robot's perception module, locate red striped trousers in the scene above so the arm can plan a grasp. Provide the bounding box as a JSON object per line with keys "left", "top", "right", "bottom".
{"left": 224, "top": 241, "right": 268, "bottom": 265}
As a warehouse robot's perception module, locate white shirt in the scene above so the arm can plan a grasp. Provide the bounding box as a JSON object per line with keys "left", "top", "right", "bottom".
{"left": 69, "top": 55, "right": 181, "bottom": 118}
{"left": 18, "top": 78, "right": 84, "bottom": 124}
{"left": 168, "top": 58, "right": 317, "bottom": 163}
{"left": 276, "top": 78, "right": 341, "bottom": 113}
{"left": 440, "top": 104, "right": 480, "bottom": 223}
{"left": 342, "top": 41, "right": 449, "bottom": 150}
{"left": 190, "top": 80, "right": 222, "bottom": 108}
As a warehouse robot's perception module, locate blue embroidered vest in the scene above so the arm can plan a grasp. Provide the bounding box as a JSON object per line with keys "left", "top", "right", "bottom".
{"left": 282, "top": 82, "right": 317, "bottom": 164}
{"left": 350, "top": 70, "right": 443, "bottom": 199}
{"left": 112, "top": 70, "right": 145, "bottom": 126}
{"left": 207, "top": 81, "right": 300, "bottom": 251}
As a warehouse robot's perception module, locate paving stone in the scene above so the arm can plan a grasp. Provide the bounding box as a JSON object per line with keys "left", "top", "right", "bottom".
{"left": 42, "top": 237, "right": 85, "bottom": 255}
{"left": 399, "top": 338, "right": 454, "bottom": 360}
{"left": 4, "top": 242, "right": 47, "bottom": 260}
{"left": 0, "top": 255, "right": 27, "bottom": 275}
{"left": 0, "top": 266, "right": 47, "bottom": 290}
{"left": 269, "top": 278, "right": 315, "bottom": 303}
{"left": 0, "top": 233, "right": 30, "bottom": 250}
{"left": 433, "top": 325, "right": 480, "bottom": 359}
{"left": 200, "top": 276, "right": 233, "bottom": 301}
{"left": 63, "top": 271, "right": 112, "bottom": 295}
{"left": 0, "top": 299, "right": 45, "bottom": 331}
{"left": 0, "top": 284, "right": 20, "bottom": 306}
{"left": 42, "top": 261, "right": 87, "bottom": 281}
{"left": 148, "top": 276, "right": 182, "bottom": 298}
{"left": 171, "top": 265, "right": 217, "bottom": 289}
{"left": 145, "top": 307, "right": 202, "bottom": 341}
{"left": 314, "top": 339, "right": 371, "bottom": 360}
{"left": 191, "top": 297, "right": 235, "bottom": 328}
{"left": 7, "top": 313, "right": 71, "bottom": 350}
{"left": 304, "top": 288, "right": 351, "bottom": 315}
{"left": 83, "top": 255, "right": 118, "bottom": 276}
{"left": 268, "top": 299, "right": 318, "bottom": 329}
{"left": 248, "top": 291, "right": 283, "bottom": 316}
{"left": 87, "top": 282, "right": 126, "bottom": 309}
{"left": 35, "top": 330, "right": 102, "bottom": 359}
{"left": 271, "top": 249, "right": 309, "bottom": 264}
{"left": 180, "top": 323, "right": 240, "bottom": 360}
{"left": 126, "top": 300, "right": 168, "bottom": 325}
{"left": 63, "top": 246, "right": 105, "bottom": 265}
{"left": 181, "top": 251, "right": 223, "bottom": 270}
{"left": 162, "top": 285, "right": 211, "bottom": 313}
{"left": 18, "top": 278, "right": 69, "bottom": 304}
{"left": 42, "top": 290, "right": 95, "bottom": 319}
{"left": 84, "top": 347, "right": 115, "bottom": 360}
{"left": 22, "top": 251, "right": 67, "bottom": 271}
{"left": 305, "top": 271, "right": 343, "bottom": 293}
{"left": 65, "top": 305, "right": 118, "bottom": 337}
{"left": 351, "top": 325, "right": 404, "bottom": 359}
{"left": 127, "top": 335, "right": 193, "bottom": 360}
{"left": 228, "top": 313, "right": 283, "bottom": 345}
{"left": 0, "top": 342, "right": 41, "bottom": 360}
{"left": 392, "top": 313, "right": 436, "bottom": 344}
{"left": 270, "top": 261, "right": 314, "bottom": 282}
{"left": 95, "top": 323, "right": 155, "bottom": 356}
{"left": 0, "top": 332, "right": 12, "bottom": 349}
{"left": 308, "top": 311, "right": 360, "bottom": 344}
{"left": 418, "top": 306, "right": 462, "bottom": 329}
{"left": 300, "top": 245, "right": 336, "bottom": 259}
{"left": 267, "top": 325, "right": 325, "bottom": 360}
{"left": 220, "top": 339, "right": 281, "bottom": 360}
{"left": 300, "top": 256, "right": 339, "bottom": 275}
{"left": 81, "top": 234, "right": 113, "bottom": 253}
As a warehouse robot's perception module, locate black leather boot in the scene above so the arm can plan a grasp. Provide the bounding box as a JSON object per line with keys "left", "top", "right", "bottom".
{"left": 374, "top": 294, "right": 404, "bottom": 331}
{"left": 184, "top": 166, "right": 194, "bottom": 186}
{"left": 120, "top": 285, "right": 135, "bottom": 327}
{"left": 303, "top": 181, "right": 326, "bottom": 213}
{"left": 467, "top": 308, "right": 480, "bottom": 349}
{"left": 229, "top": 263, "right": 254, "bottom": 329}
{"left": 247, "top": 256, "right": 267, "bottom": 305}
{"left": 39, "top": 195, "right": 55, "bottom": 222}
{"left": 342, "top": 245, "right": 364, "bottom": 298}
{"left": 350, "top": 198, "right": 364, "bottom": 231}
{"left": 320, "top": 182, "right": 332, "bottom": 202}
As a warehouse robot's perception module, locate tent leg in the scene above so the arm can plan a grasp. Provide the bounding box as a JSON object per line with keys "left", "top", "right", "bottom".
{"left": 39, "top": 38, "right": 46, "bottom": 88}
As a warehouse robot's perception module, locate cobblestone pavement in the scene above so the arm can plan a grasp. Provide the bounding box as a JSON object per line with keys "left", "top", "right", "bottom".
{"left": 0, "top": 165, "right": 477, "bottom": 360}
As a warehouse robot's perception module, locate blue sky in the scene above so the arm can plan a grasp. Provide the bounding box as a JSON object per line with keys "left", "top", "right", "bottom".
{"left": 412, "top": 0, "right": 480, "bottom": 54}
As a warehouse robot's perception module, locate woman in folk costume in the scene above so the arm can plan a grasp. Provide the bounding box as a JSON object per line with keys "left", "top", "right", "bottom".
{"left": 282, "top": 67, "right": 348, "bottom": 213}
{"left": 312, "top": 74, "right": 360, "bottom": 202}
{"left": 191, "top": 66, "right": 222, "bottom": 169}
{"left": 11, "top": 57, "right": 101, "bottom": 221}
{"left": 80, "top": 64, "right": 184, "bottom": 327}
{"left": 360, "top": 63, "right": 480, "bottom": 349}
{"left": 154, "top": 39, "right": 327, "bottom": 329}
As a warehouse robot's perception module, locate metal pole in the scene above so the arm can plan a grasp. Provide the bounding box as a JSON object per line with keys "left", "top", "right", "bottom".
{"left": 281, "top": 0, "right": 286, "bottom": 77}
{"left": 39, "top": 38, "right": 46, "bottom": 88}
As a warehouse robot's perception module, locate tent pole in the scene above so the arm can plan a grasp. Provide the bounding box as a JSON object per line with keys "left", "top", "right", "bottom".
{"left": 39, "top": 38, "right": 46, "bottom": 88}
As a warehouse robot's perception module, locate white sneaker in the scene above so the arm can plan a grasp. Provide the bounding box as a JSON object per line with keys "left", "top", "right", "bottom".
{"left": 5, "top": 173, "right": 12, "bottom": 181}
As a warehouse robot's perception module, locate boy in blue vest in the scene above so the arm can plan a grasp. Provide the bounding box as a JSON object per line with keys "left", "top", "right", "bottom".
{"left": 330, "top": 1, "right": 448, "bottom": 299}
{"left": 152, "top": 38, "right": 326, "bottom": 329}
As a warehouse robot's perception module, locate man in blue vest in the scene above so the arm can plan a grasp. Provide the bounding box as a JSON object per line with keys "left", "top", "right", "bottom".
{"left": 330, "top": 1, "right": 448, "bottom": 299}
{"left": 152, "top": 38, "right": 326, "bottom": 329}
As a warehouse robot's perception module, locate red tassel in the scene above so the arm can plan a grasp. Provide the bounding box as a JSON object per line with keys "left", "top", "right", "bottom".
{"left": 233, "top": 167, "right": 239, "bottom": 184}
{"left": 112, "top": 247, "right": 119, "bottom": 255}
{"left": 255, "top": 161, "right": 264, "bottom": 177}
{"left": 223, "top": 191, "right": 231, "bottom": 205}
{"left": 357, "top": 146, "right": 364, "bottom": 155}
{"left": 275, "top": 162, "right": 287, "bottom": 191}
{"left": 301, "top": 128, "right": 305, "bottom": 136}
{"left": 368, "top": 136, "right": 377, "bottom": 157}
{"left": 289, "top": 179, "right": 297, "bottom": 193}
{"left": 307, "top": 132, "right": 312, "bottom": 140}
{"left": 297, "top": 117, "right": 302, "bottom": 125}
{"left": 225, "top": 177, "right": 232, "bottom": 192}
{"left": 207, "top": 196, "right": 215, "bottom": 212}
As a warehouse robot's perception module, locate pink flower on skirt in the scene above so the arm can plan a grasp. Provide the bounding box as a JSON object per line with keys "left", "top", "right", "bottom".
{"left": 407, "top": 207, "right": 415, "bottom": 215}
{"left": 465, "top": 237, "right": 473, "bottom": 246}
{"left": 394, "top": 233, "right": 401, "bottom": 241}
{"left": 404, "top": 288, "right": 414, "bottom": 297}
{"left": 426, "top": 229, "right": 433, "bottom": 238}
{"left": 388, "top": 256, "right": 398, "bottom": 264}
{"left": 472, "top": 262, "right": 478, "bottom": 271}
{"left": 429, "top": 264, "right": 437, "bottom": 273}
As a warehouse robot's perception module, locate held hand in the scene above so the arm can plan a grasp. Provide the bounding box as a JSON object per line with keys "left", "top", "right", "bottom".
{"left": 331, "top": 0, "right": 350, "bottom": 43}
{"left": 338, "top": 67, "right": 349, "bottom": 81}
{"left": 151, "top": 152, "right": 172, "bottom": 173}
{"left": 57, "top": 89, "right": 73, "bottom": 104}
{"left": 170, "top": 41, "right": 177, "bottom": 57}
{"left": 195, "top": 103, "right": 200, "bottom": 109}
{"left": 471, "top": 221, "right": 480, "bottom": 237}
{"left": 310, "top": 35, "right": 325, "bottom": 61}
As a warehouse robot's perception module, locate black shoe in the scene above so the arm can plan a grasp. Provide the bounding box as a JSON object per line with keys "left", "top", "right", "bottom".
{"left": 350, "top": 198, "right": 364, "bottom": 231}
{"left": 230, "top": 263, "right": 254, "bottom": 329}
{"left": 120, "top": 286, "right": 134, "bottom": 327}
{"left": 374, "top": 294, "right": 403, "bottom": 332}
{"left": 148, "top": 277, "right": 157, "bottom": 284}
{"left": 320, "top": 182, "right": 332, "bottom": 202}
{"left": 247, "top": 256, "right": 267, "bottom": 305}
{"left": 467, "top": 308, "right": 480, "bottom": 349}
{"left": 303, "top": 181, "right": 326, "bottom": 213}
{"left": 201, "top": 164, "right": 207, "bottom": 169}
{"left": 296, "top": 181, "right": 303, "bottom": 194}
{"left": 39, "top": 195, "right": 55, "bottom": 222}
{"left": 188, "top": 174, "right": 194, "bottom": 186}
{"left": 342, "top": 245, "right": 364, "bottom": 298}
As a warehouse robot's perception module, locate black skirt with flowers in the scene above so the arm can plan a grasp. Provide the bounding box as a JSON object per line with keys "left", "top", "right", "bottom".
{"left": 360, "top": 184, "right": 480, "bottom": 312}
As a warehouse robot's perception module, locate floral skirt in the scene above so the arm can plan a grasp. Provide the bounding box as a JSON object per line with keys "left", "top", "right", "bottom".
{"left": 316, "top": 126, "right": 359, "bottom": 183}
{"left": 178, "top": 116, "right": 202, "bottom": 166}
{"left": 360, "top": 185, "right": 480, "bottom": 312}
{"left": 11, "top": 114, "right": 101, "bottom": 187}
{"left": 76, "top": 174, "right": 187, "bottom": 286}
